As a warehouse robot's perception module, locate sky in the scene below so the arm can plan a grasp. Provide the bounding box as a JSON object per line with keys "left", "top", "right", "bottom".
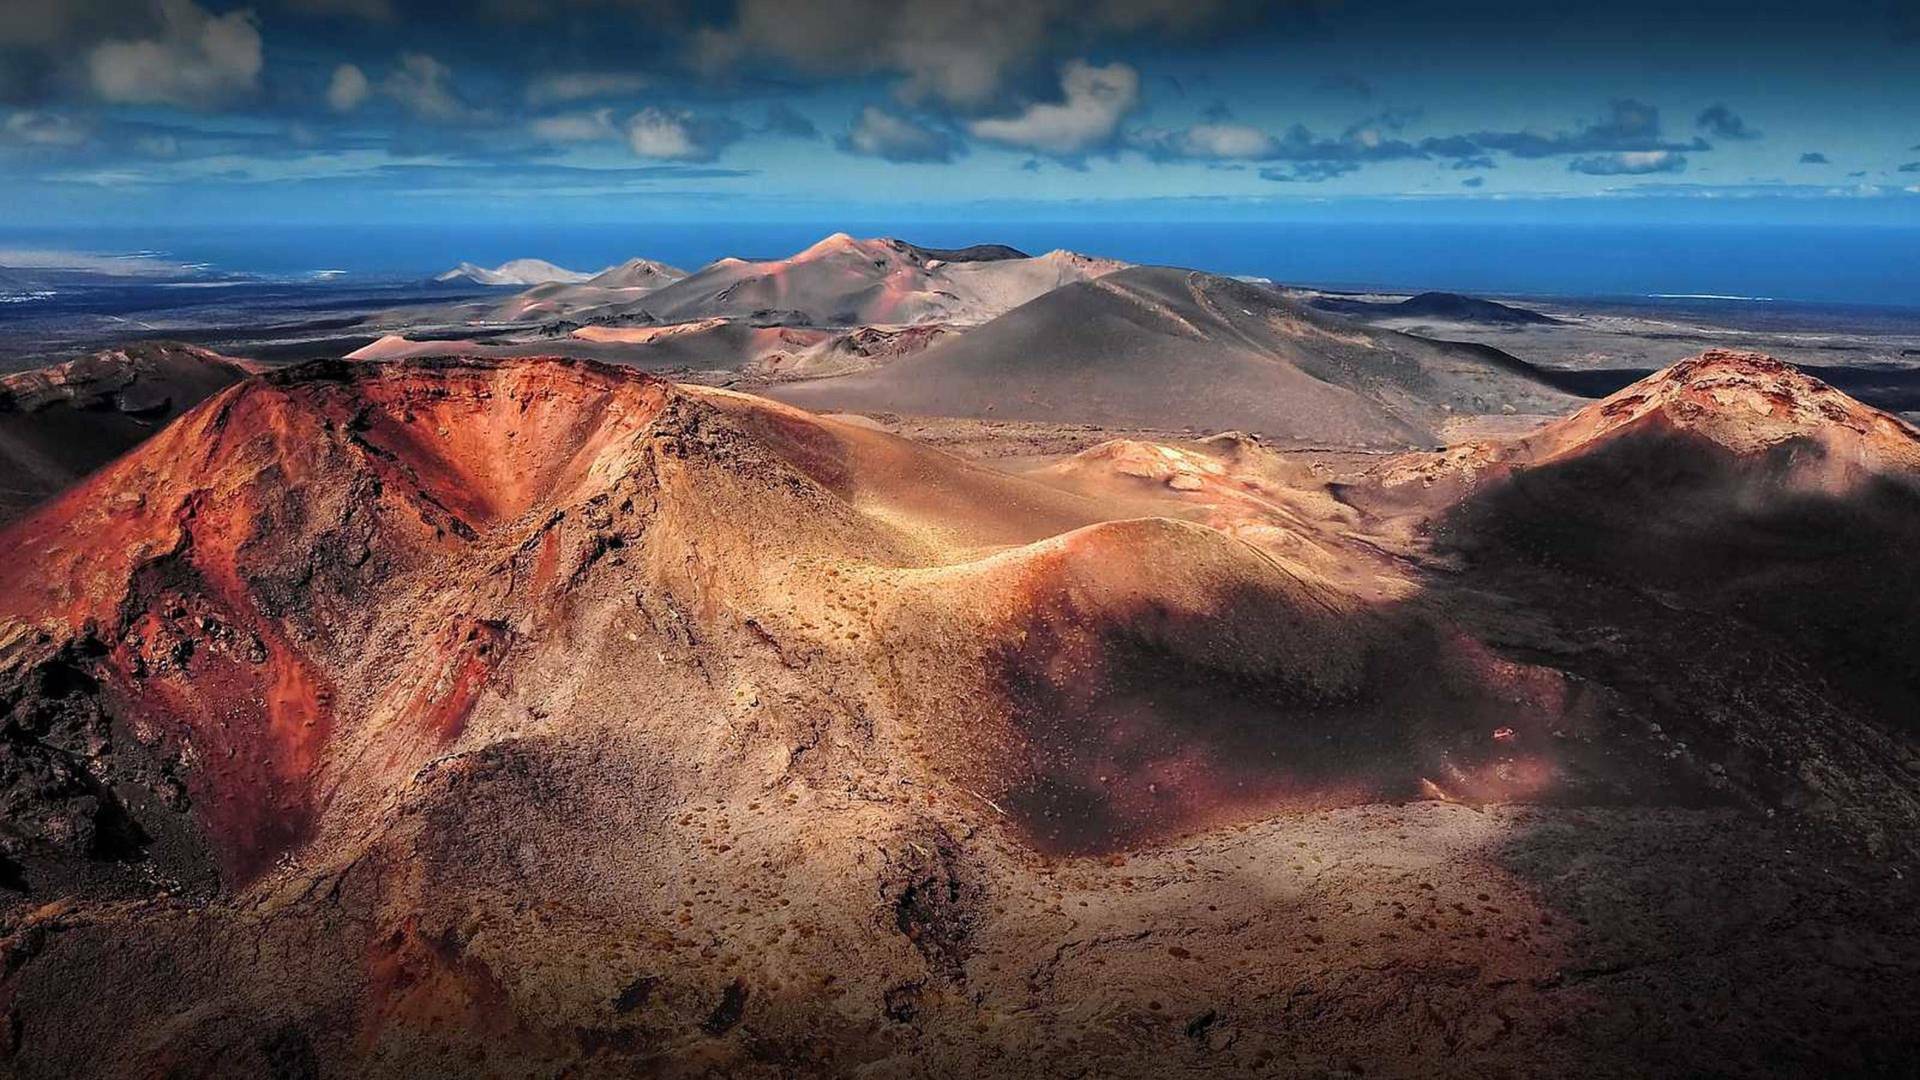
{"left": 3, "top": 0, "right": 1920, "bottom": 229}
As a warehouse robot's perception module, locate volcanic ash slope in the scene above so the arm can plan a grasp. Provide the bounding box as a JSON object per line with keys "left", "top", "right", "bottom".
{"left": 770, "top": 265, "right": 1578, "bottom": 448}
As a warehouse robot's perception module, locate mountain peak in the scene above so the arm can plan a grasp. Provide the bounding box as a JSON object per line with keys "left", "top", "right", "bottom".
{"left": 433, "top": 259, "right": 592, "bottom": 287}
{"left": 584, "top": 257, "right": 688, "bottom": 289}
{"left": 1551, "top": 349, "right": 1920, "bottom": 461}
{"left": 792, "top": 231, "right": 882, "bottom": 263}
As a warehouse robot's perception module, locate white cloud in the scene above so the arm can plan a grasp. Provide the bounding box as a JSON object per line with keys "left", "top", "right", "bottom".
{"left": 527, "top": 104, "right": 742, "bottom": 159}
{"left": 1568, "top": 149, "right": 1688, "bottom": 176}
{"left": 525, "top": 71, "right": 650, "bottom": 107}
{"left": 327, "top": 63, "right": 369, "bottom": 112}
{"left": 531, "top": 108, "right": 620, "bottom": 143}
{"left": 968, "top": 60, "right": 1138, "bottom": 156}
{"left": 135, "top": 133, "right": 180, "bottom": 157}
{"left": 1134, "top": 121, "right": 1279, "bottom": 160}
{"left": 839, "top": 105, "right": 957, "bottom": 162}
{"left": 382, "top": 52, "right": 483, "bottom": 124}
{"left": 624, "top": 107, "right": 741, "bottom": 162}
{"left": 3, "top": 110, "right": 91, "bottom": 147}
{"left": 86, "top": 0, "right": 262, "bottom": 108}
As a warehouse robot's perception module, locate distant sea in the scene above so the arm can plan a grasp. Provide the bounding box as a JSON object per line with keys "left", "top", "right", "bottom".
{"left": 3, "top": 221, "right": 1917, "bottom": 311}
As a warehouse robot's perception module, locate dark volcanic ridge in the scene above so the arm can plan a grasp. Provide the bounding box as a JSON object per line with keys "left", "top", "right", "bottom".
{"left": 1309, "top": 291, "right": 1561, "bottom": 326}
{"left": 0, "top": 341, "right": 258, "bottom": 524}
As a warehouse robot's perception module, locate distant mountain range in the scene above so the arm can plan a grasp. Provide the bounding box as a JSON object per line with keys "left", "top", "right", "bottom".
{"left": 431, "top": 258, "right": 599, "bottom": 287}
{"left": 1306, "top": 290, "right": 1560, "bottom": 325}
{"left": 407, "top": 234, "right": 1121, "bottom": 328}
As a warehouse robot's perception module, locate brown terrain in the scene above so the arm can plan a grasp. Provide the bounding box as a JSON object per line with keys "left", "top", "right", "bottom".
{"left": 0, "top": 342, "right": 259, "bottom": 525}
{"left": 1, "top": 346, "right": 1916, "bottom": 1078}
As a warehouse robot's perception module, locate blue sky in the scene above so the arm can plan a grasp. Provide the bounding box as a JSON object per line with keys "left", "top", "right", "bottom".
{"left": 4, "top": 0, "right": 1919, "bottom": 227}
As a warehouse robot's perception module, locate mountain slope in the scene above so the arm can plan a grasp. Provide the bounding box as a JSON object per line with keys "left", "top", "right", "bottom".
{"left": 461, "top": 258, "right": 693, "bottom": 322}
{"left": 1364, "top": 350, "right": 1920, "bottom": 718}
{"left": 0, "top": 342, "right": 257, "bottom": 523}
{"left": 433, "top": 259, "right": 593, "bottom": 287}
{"left": 0, "top": 355, "right": 1583, "bottom": 895}
{"left": 772, "top": 266, "right": 1578, "bottom": 447}
{"left": 585, "top": 257, "right": 687, "bottom": 289}
{"left": 3, "top": 355, "right": 1917, "bottom": 1078}
{"left": 622, "top": 233, "right": 1125, "bottom": 327}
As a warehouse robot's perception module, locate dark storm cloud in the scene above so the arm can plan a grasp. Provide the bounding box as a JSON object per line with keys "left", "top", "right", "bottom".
{"left": 684, "top": 0, "right": 1301, "bottom": 165}
{"left": 144, "top": 160, "right": 754, "bottom": 190}
{"left": 362, "top": 161, "right": 751, "bottom": 183}
{"left": 693, "top": 0, "right": 1275, "bottom": 112}
{"left": 1263, "top": 124, "right": 1426, "bottom": 163}
{"left": 1468, "top": 99, "right": 1708, "bottom": 159}
{"left": 5, "top": 0, "right": 1905, "bottom": 204}
{"left": 1148, "top": 98, "right": 1725, "bottom": 183}
{"left": 1800, "top": 151, "right": 1830, "bottom": 164}
{"left": 1460, "top": 175, "right": 1484, "bottom": 187}
{"left": 1695, "top": 104, "right": 1759, "bottom": 140}
{"left": 0, "top": 108, "right": 400, "bottom": 166}
{"left": 1258, "top": 160, "right": 1361, "bottom": 183}
{"left": 2, "top": 0, "right": 261, "bottom": 108}
{"left": 0, "top": 0, "right": 157, "bottom": 45}
{"left": 1893, "top": 2, "right": 1920, "bottom": 41}
{"left": 759, "top": 102, "right": 818, "bottom": 138}
{"left": 1315, "top": 73, "right": 1374, "bottom": 99}
{"left": 1897, "top": 161, "right": 1919, "bottom": 172}
{"left": 1142, "top": 112, "right": 1485, "bottom": 169}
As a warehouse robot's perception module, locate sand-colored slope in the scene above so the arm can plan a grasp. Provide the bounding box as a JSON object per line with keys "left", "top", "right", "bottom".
{"left": 770, "top": 266, "right": 1578, "bottom": 448}
{"left": 476, "top": 270, "right": 688, "bottom": 323}
{"left": 750, "top": 322, "right": 958, "bottom": 379}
